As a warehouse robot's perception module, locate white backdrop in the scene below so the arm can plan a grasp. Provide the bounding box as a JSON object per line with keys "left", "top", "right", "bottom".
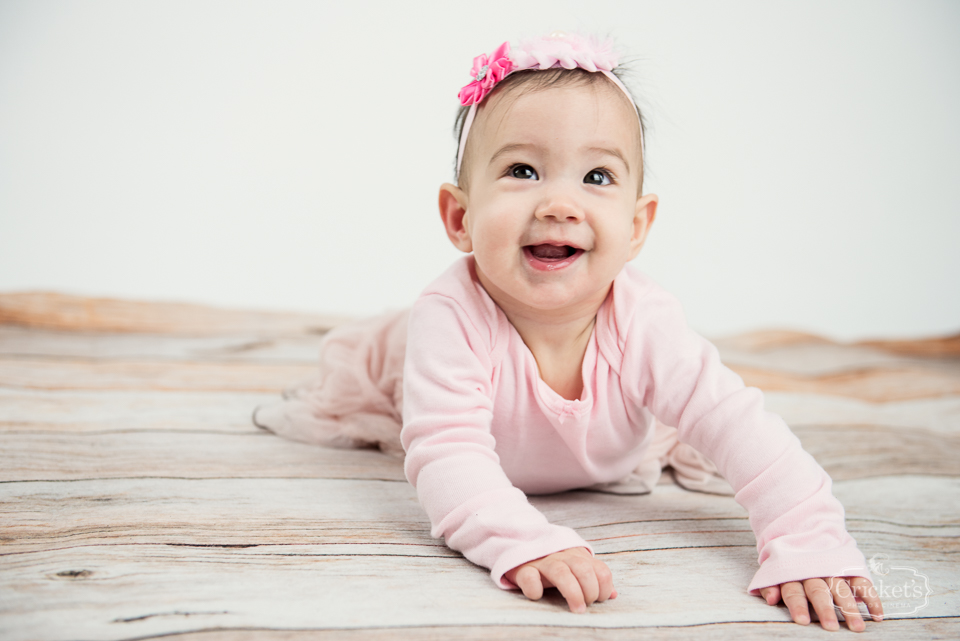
{"left": 1, "top": 0, "right": 957, "bottom": 340}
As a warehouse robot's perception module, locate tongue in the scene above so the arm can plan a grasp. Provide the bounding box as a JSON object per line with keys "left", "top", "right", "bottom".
{"left": 530, "top": 244, "right": 569, "bottom": 260}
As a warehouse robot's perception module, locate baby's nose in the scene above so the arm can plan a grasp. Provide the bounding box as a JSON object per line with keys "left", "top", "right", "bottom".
{"left": 534, "top": 193, "right": 584, "bottom": 223}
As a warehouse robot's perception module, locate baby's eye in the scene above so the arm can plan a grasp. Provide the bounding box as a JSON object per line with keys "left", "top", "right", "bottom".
{"left": 584, "top": 169, "right": 612, "bottom": 186}
{"left": 509, "top": 164, "right": 539, "bottom": 180}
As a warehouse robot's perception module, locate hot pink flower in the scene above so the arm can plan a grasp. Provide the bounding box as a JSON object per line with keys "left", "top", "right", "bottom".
{"left": 457, "top": 41, "right": 516, "bottom": 106}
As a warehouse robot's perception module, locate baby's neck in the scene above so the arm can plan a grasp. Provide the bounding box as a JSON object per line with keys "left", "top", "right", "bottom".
{"left": 512, "top": 311, "right": 597, "bottom": 401}
{"left": 476, "top": 267, "right": 610, "bottom": 401}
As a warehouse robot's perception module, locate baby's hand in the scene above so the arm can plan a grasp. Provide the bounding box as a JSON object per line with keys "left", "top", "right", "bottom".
{"left": 760, "top": 577, "right": 883, "bottom": 632}
{"left": 503, "top": 547, "right": 615, "bottom": 613}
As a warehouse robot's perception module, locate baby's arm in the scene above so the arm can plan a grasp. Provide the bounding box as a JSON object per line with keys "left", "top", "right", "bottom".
{"left": 402, "top": 293, "right": 595, "bottom": 602}
{"left": 619, "top": 280, "right": 880, "bottom": 626}
{"left": 504, "top": 547, "right": 616, "bottom": 613}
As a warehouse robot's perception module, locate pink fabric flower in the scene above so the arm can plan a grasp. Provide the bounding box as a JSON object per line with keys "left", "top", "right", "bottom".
{"left": 457, "top": 41, "right": 516, "bottom": 106}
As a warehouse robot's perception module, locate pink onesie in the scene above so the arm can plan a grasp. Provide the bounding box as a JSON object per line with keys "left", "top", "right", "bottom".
{"left": 401, "top": 256, "right": 870, "bottom": 592}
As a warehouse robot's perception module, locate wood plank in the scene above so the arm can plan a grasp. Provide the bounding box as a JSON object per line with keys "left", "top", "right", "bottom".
{"left": 3, "top": 476, "right": 954, "bottom": 639}
{"left": 2, "top": 542, "right": 952, "bottom": 641}
{"left": 5, "top": 325, "right": 958, "bottom": 373}
{"left": 4, "top": 477, "right": 956, "bottom": 555}
{"left": 0, "top": 432, "right": 406, "bottom": 482}
{"left": 4, "top": 418, "right": 954, "bottom": 482}
{"left": 0, "top": 479, "right": 756, "bottom": 557}
{"left": 10, "top": 387, "right": 950, "bottom": 439}
{"left": 0, "top": 292, "right": 347, "bottom": 335}
{"left": 0, "top": 326, "right": 324, "bottom": 364}
{"left": 712, "top": 329, "right": 960, "bottom": 358}
{"left": 792, "top": 424, "right": 960, "bottom": 479}
{"left": 2, "top": 357, "right": 958, "bottom": 403}
{"left": 830, "top": 476, "right": 960, "bottom": 527}
{"left": 0, "top": 388, "right": 272, "bottom": 434}
{"left": 1, "top": 302, "right": 957, "bottom": 641}
{"left": 2, "top": 293, "right": 955, "bottom": 359}
{"left": 764, "top": 393, "right": 960, "bottom": 433}
{"left": 859, "top": 334, "right": 960, "bottom": 359}
{"left": 0, "top": 357, "right": 315, "bottom": 392}
{"left": 717, "top": 341, "right": 960, "bottom": 376}
{"left": 157, "top": 618, "right": 960, "bottom": 641}
{"left": 0, "top": 478, "right": 434, "bottom": 554}
{"left": 732, "top": 364, "right": 960, "bottom": 402}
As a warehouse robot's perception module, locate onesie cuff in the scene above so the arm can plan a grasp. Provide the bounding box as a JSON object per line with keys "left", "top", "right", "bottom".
{"left": 747, "top": 547, "right": 871, "bottom": 595}
{"left": 490, "top": 530, "right": 593, "bottom": 589}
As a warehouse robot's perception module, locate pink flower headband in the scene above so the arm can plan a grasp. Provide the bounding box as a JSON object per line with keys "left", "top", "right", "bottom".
{"left": 455, "top": 32, "right": 642, "bottom": 177}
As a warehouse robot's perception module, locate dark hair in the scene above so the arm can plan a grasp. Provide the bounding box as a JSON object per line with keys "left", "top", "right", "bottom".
{"left": 453, "top": 67, "right": 646, "bottom": 192}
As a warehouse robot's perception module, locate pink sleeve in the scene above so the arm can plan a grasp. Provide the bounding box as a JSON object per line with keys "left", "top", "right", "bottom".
{"left": 621, "top": 286, "right": 870, "bottom": 593}
{"left": 401, "top": 294, "right": 591, "bottom": 588}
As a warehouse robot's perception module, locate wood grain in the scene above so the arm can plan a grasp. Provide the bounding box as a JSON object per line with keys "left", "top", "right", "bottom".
{"left": 0, "top": 388, "right": 273, "bottom": 434}
{"left": 0, "top": 432, "right": 406, "bottom": 483}
{"left": 1, "top": 295, "right": 957, "bottom": 640}
{"left": 3, "top": 421, "right": 951, "bottom": 483}
{"left": 733, "top": 364, "right": 960, "bottom": 402}
{"left": 158, "top": 618, "right": 960, "bottom": 641}
{"left": 0, "top": 326, "right": 325, "bottom": 364}
{"left": 0, "top": 357, "right": 316, "bottom": 393}
{"left": 0, "top": 292, "right": 346, "bottom": 335}
{"left": 763, "top": 393, "right": 960, "bottom": 433}
{"left": 717, "top": 341, "right": 960, "bottom": 376}
{"left": 712, "top": 328, "right": 960, "bottom": 358}
{"left": 792, "top": 424, "right": 960, "bottom": 479}
{"left": 4, "top": 543, "right": 955, "bottom": 641}
{"left": 4, "top": 477, "right": 955, "bottom": 555}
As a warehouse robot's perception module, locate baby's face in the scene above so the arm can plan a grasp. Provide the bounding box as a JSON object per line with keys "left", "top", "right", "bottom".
{"left": 445, "top": 81, "right": 657, "bottom": 318}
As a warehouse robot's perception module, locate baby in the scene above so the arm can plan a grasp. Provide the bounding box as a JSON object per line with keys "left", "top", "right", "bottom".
{"left": 256, "top": 33, "right": 884, "bottom": 631}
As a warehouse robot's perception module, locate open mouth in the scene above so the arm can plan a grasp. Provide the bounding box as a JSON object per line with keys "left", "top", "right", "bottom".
{"left": 523, "top": 244, "right": 584, "bottom": 271}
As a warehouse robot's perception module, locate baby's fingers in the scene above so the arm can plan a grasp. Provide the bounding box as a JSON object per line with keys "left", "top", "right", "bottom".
{"left": 568, "top": 555, "right": 604, "bottom": 607}
{"left": 542, "top": 562, "right": 587, "bottom": 613}
{"left": 760, "top": 584, "right": 781, "bottom": 606}
{"left": 779, "top": 581, "right": 811, "bottom": 625}
{"left": 592, "top": 558, "right": 615, "bottom": 602}
{"left": 804, "top": 578, "right": 840, "bottom": 631}
{"left": 850, "top": 577, "right": 884, "bottom": 622}
{"left": 828, "top": 577, "right": 864, "bottom": 632}
{"left": 513, "top": 565, "right": 545, "bottom": 602}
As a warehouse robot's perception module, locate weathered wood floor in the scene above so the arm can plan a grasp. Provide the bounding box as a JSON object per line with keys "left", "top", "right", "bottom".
{"left": 1, "top": 293, "right": 958, "bottom": 640}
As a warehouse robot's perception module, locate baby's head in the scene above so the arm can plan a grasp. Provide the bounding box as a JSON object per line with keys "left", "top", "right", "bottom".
{"left": 439, "top": 34, "right": 658, "bottom": 316}
{"left": 457, "top": 76, "right": 643, "bottom": 196}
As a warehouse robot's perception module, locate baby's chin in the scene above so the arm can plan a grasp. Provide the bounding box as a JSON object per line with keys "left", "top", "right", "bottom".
{"left": 473, "top": 253, "right": 615, "bottom": 311}
{"left": 509, "top": 276, "right": 616, "bottom": 317}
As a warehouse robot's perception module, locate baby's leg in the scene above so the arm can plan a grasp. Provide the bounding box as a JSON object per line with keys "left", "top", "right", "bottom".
{"left": 253, "top": 309, "right": 409, "bottom": 456}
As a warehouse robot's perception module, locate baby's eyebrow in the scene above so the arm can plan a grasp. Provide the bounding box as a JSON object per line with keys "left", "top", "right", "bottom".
{"left": 587, "top": 146, "right": 631, "bottom": 173}
{"left": 487, "top": 143, "right": 633, "bottom": 173}
{"left": 488, "top": 143, "right": 535, "bottom": 166}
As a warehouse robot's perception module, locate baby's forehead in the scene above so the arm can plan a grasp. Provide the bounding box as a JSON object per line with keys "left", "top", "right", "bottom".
{"left": 473, "top": 80, "right": 643, "bottom": 160}
{"left": 484, "top": 79, "right": 636, "bottom": 129}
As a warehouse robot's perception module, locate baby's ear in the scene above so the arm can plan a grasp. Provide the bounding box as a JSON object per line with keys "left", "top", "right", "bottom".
{"left": 439, "top": 183, "right": 473, "bottom": 253}
{"left": 628, "top": 193, "right": 658, "bottom": 259}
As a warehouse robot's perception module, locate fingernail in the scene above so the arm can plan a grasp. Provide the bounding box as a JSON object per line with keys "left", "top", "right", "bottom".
{"left": 797, "top": 615, "right": 810, "bottom": 625}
